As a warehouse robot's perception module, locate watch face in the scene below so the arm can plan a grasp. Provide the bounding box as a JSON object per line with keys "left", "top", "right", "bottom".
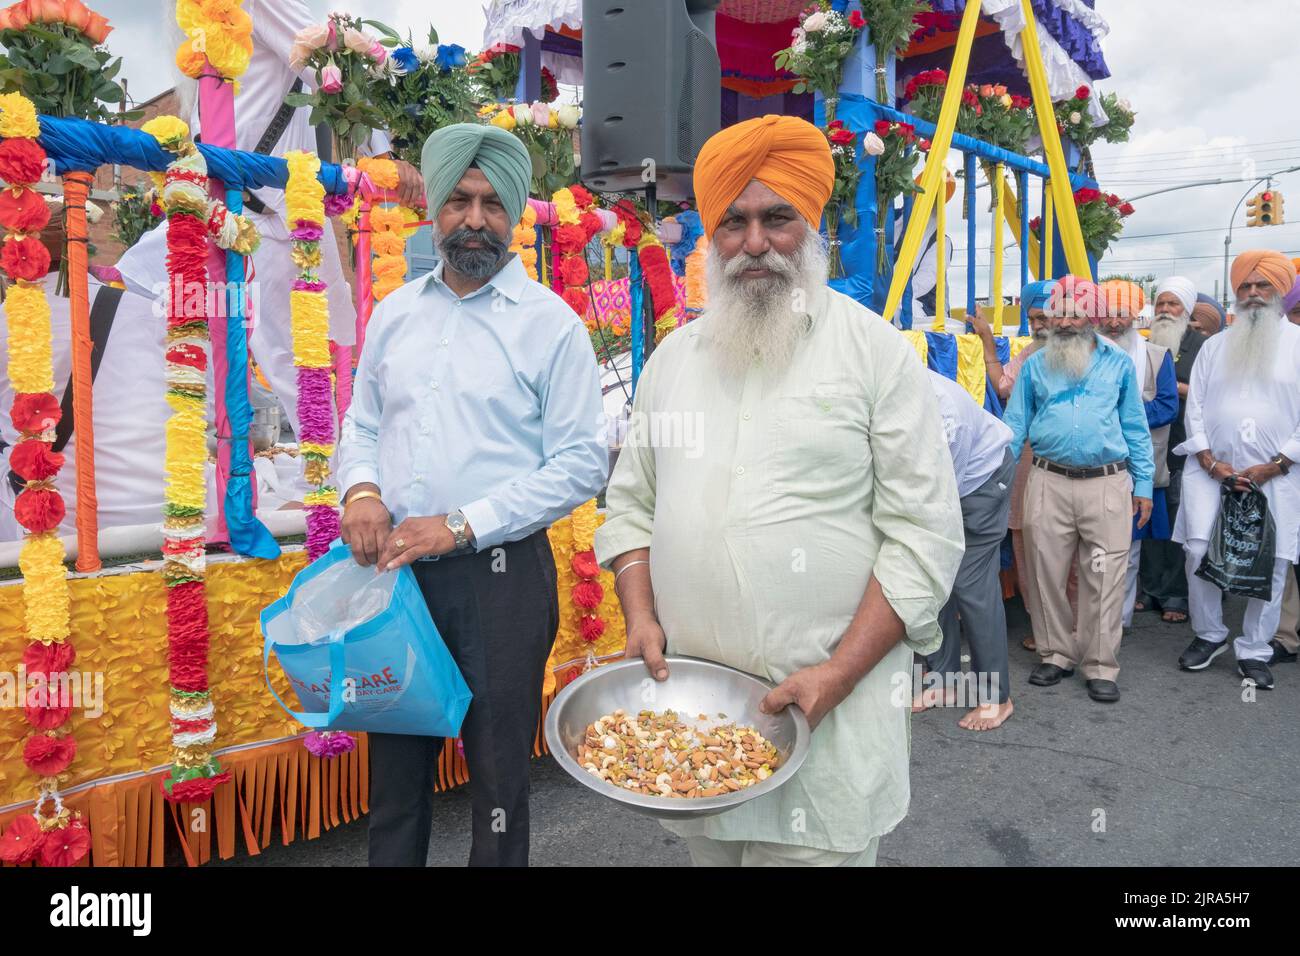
{"left": 447, "top": 512, "right": 466, "bottom": 532}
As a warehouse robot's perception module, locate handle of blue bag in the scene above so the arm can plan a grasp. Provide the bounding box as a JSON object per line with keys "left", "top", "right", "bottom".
{"left": 263, "top": 630, "right": 346, "bottom": 729}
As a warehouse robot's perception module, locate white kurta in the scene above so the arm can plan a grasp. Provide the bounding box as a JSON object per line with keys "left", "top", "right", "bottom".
{"left": 1173, "top": 319, "right": 1300, "bottom": 562}
{"left": 594, "top": 287, "right": 965, "bottom": 852}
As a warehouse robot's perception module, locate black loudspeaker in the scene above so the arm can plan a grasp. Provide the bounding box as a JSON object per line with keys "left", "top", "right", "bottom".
{"left": 581, "top": 0, "right": 721, "bottom": 201}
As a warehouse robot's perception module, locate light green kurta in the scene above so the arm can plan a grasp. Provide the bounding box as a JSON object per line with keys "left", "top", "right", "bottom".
{"left": 594, "top": 287, "right": 964, "bottom": 852}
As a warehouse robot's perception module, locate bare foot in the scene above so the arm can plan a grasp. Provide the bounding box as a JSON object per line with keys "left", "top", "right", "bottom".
{"left": 1021, "top": 636, "right": 1037, "bottom": 652}
{"left": 958, "top": 699, "right": 1014, "bottom": 731}
{"left": 1161, "top": 610, "right": 1188, "bottom": 624}
{"left": 911, "top": 687, "right": 959, "bottom": 713}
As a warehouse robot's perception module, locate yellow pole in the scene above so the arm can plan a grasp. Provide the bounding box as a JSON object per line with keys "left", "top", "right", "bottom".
{"left": 1018, "top": 0, "right": 1090, "bottom": 277}
{"left": 991, "top": 163, "right": 1005, "bottom": 335}
{"left": 983, "top": 161, "right": 1041, "bottom": 278}
{"left": 604, "top": 243, "right": 612, "bottom": 282}
{"left": 1044, "top": 187, "right": 1054, "bottom": 279}
{"left": 933, "top": 180, "right": 947, "bottom": 332}
{"left": 882, "top": 0, "right": 984, "bottom": 322}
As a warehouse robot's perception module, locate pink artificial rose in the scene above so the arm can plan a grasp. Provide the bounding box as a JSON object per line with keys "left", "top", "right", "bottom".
{"left": 320, "top": 62, "right": 343, "bottom": 94}
{"left": 288, "top": 42, "right": 313, "bottom": 72}
{"left": 531, "top": 101, "right": 550, "bottom": 126}
{"left": 343, "top": 27, "right": 373, "bottom": 56}
{"left": 369, "top": 41, "right": 387, "bottom": 63}
{"left": 295, "top": 24, "right": 330, "bottom": 51}
{"left": 326, "top": 18, "right": 338, "bottom": 49}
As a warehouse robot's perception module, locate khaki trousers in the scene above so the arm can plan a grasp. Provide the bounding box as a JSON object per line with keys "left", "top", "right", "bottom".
{"left": 685, "top": 835, "right": 879, "bottom": 867}
{"left": 1272, "top": 571, "right": 1299, "bottom": 654}
{"left": 1022, "top": 466, "right": 1133, "bottom": 681}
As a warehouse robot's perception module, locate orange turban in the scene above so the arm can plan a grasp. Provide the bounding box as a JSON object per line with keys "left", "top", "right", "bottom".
{"left": 693, "top": 115, "right": 834, "bottom": 238}
{"left": 1100, "top": 279, "right": 1145, "bottom": 316}
{"left": 1230, "top": 249, "right": 1297, "bottom": 298}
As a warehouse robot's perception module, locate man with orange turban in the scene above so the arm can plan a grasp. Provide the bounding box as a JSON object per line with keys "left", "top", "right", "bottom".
{"left": 596, "top": 115, "right": 964, "bottom": 866}
{"left": 1173, "top": 250, "right": 1300, "bottom": 689}
{"left": 1097, "top": 281, "right": 1178, "bottom": 629}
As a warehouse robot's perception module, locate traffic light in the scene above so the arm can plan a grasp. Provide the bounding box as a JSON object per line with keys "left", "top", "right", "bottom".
{"left": 1246, "top": 189, "right": 1284, "bottom": 227}
{"left": 1275, "top": 191, "right": 1285, "bottom": 225}
{"left": 1260, "top": 191, "right": 1276, "bottom": 225}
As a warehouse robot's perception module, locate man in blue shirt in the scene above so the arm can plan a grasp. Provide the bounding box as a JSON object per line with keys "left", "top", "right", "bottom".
{"left": 1004, "top": 276, "right": 1155, "bottom": 703}
{"left": 337, "top": 125, "right": 607, "bottom": 866}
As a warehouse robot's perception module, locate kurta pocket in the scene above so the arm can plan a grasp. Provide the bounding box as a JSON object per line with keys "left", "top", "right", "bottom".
{"left": 768, "top": 394, "right": 870, "bottom": 498}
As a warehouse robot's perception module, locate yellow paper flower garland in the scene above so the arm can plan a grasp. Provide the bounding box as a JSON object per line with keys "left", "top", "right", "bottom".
{"left": 511, "top": 205, "right": 539, "bottom": 281}
{"left": 175, "top": 0, "right": 253, "bottom": 94}
{"left": 355, "top": 157, "right": 410, "bottom": 300}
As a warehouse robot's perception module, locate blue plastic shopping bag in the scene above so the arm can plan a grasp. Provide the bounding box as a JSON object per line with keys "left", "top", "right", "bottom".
{"left": 260, "top": 539, "right": 472, "bottom": 736}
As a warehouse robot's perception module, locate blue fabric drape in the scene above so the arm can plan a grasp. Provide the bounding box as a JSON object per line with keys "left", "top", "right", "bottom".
{"left": 924, "top": 330, "right": 958, "bottom": 380}
{"left": 222, "top": 187, "right": 279, "bottom": 559}
{"left": 630, "top": 254, "right": 645, "bottom": 394}
{"left": 923, "top": 0, "right": 1110, "bottom": 79}
{"left": 32, "top": 115, "right": 350, "bottom": 193}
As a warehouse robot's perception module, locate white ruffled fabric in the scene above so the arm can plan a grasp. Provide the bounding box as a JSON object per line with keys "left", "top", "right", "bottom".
{"left": 482, "top": 0, "right": 582, "bottom": 49}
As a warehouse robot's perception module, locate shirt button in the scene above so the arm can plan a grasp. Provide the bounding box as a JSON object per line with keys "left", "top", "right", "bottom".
{"left": 432, "top": 381, "right": 439, "bottom": 390}
{"left": 421, "top": 423, "right": 432, "bottom": 435}
{"left": 736, "top": 466, "right": 745, "bottom": 477}
{"left": 742, "top": 412, "right": 751, "bottom": 421}
{"left": 454, "top": 301, "right": 461, "bottom": 308}
{"left": 440, "top": 338, "right": 449, "bottom": 347}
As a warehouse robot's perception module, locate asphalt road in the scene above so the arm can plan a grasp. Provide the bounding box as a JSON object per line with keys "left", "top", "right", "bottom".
{"left": 217, "top": 595, "right": 1300, "bottom": 867}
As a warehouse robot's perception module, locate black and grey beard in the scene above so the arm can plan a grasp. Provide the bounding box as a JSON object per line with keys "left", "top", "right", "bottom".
{"left": 1223, "top": 294, "right": 1284, "bottom": 381}
{"left": 437, "top": 225, "right": 510, "bottom": 279}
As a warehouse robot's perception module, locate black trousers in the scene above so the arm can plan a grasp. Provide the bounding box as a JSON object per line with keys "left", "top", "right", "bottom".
{"left": 1139, "top": 467, "right": 1188, "bottom": 612}
{"left": 367, "top": 530, "right": 559, "bottom": 867}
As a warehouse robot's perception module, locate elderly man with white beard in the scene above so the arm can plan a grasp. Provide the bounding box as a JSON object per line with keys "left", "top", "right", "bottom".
{"left": 594, "top": 115, "right": 964, "bottom": 867}
{"left": 1173, "top": 251, "right": 1300, "bottom": 690}
{"left": 1003, "top": 277, "right": 1155, "bottom": 703}
{"left": 1137, "top": 276, "right": 1206, "bottom": 624}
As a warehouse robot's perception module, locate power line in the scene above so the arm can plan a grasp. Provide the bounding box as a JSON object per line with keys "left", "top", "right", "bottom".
{"left": 1093, "top": 146, "right": 1300, "bottom": 172}
{"left": 1090, "top": 138, "right": 1300, "bottom": 163}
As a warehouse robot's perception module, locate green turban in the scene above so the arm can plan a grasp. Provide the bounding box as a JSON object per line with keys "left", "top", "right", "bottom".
{"left": 420, "top": 123, "right": 531, "bottom": 225}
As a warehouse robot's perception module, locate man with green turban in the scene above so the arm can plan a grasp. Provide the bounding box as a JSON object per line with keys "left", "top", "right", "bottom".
{"left": 338, "top": 122, "right": 608, "bottom": 867}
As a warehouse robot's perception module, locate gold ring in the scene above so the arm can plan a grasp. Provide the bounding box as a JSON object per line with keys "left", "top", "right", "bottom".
{"left": 394, "top": 538, "right": 405, "bottom": 549}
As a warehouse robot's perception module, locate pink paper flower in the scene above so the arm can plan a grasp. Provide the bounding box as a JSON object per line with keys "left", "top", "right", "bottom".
{"left": 304, "top": 731, "right": 356, "bottom": 758}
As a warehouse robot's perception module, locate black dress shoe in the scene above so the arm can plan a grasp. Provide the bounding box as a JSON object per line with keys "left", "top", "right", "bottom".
{"left": 1238, "top": 659, "right": 1275, "bottom": 689}
{"left": 1269, "top": 639, "right": 1298, "bottom": 664}
{"left": 1178, "top": 637, "right": 1228, "bottom": 671}
{"left": 1086, "top": 679, "right": 1120, "bottom": 702}
{"left": 1028, "top": 662, "right": 1074, "bottom": 686}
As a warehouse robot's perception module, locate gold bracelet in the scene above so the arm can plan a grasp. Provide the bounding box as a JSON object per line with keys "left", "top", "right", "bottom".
{"left": 344, "top": 489, "right": 383, "bottom": 508}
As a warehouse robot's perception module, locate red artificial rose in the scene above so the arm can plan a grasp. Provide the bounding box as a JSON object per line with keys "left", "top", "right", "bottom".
{"left": 568, "top": 184, "right": 594, "bottom": 208}
{"left": 573, "top": 579, "right": 604, "bottom": 609}
{"left": 1076, "top": 85, "right": 1090, "bottom": 100}
{"left": 974, "top": 103, "right": 982, "bottom": 116}
{"left": 0, "top": 138, "right": 47, "bottom": 188}
{"left": 2, "top": 235, "right": 51, "bottom": 281}
{"left": 580, "top": 614, "right": 606, "bottom": 643}
{"left": 873, "top": 119, "right": 891, "bottom": 137}
{"left": 23, "top": 733, "right": 76, "bottom": 777}
{"left": 561, "top": 287, "right": 588, "bottom": 315}
{"left": 899, "top": 123, "right": 915, "bottom": 142}
{"left": 571, "top": 549, "right": 600, "bottom": 578}
{"left": 1119, "top": 203, "right": 1135, "bottom": 216}
{"left": 560, "top": 255, "right": 589, "bottom": 287}
{"left": 829, "top": 128, "right": 854, "bottom": 145}
{"left": 904, "top": 80, "right": 918, "bottom": 99}
{"left": 961, "top": 89, "right": 978, "bottom": 107}
{"left": 918, "top": 138, "right": 932, "bottom": 152}
{"left": 8, "top": 440, "right": 63, "bottom": 481}
{"left": 0, "top": 814, "right": 44, "bottom": 865}
{"left": 0, "top": 187, "right": 50, "bottom": 233}
{"left": 10, "top": 393, "right": 61, "bottom": 434}
{"left": 23, "top": 640, "right": 76, "bottom": 677}
{"left": 849, "top": 9, "right": 865, "bottom": 28}
{"left": 14, "top": 487, "right": 64, "bottom": 534}
{"left": 828, "top": 119, "right": 844, "bottom": 130}
{"left": 1029, "top": 216, "right": 1041, "bottom": 232}
{"left": 39, "top": 818, "right": 90, "bottom": 867}
{"left": 1105, "top": 193, "right": 1120, "bottom": 207}
{"left": 1073, "top": 188, "right": 1100, "bottom": 205}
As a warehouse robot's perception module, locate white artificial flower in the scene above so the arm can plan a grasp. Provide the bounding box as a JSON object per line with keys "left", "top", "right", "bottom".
{"left": 863, "top": 132, "right": 885, "bottom": 156}
{"left": 803, "top": 10, "right": 828, "bottom": 32}
{"left": 1069, "top": 111, "right": 1082, "bottom": 125}
{"left": 512, "top": 103, "right": 533, "bottom": 126}
{"left": 557, "top": 103, "right": 581, "bottom": 128}
{"left": 792, "top": 36, "right": 808, "bottom": 54}
{"left": 417, "top": 45, "right": 438, "bottom": 63}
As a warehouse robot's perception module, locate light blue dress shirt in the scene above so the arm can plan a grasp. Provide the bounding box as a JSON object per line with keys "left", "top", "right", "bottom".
{"left": 1003, "top": 332, "right": 1155, "bottom": 498}
{"left": 337, "top": 255, "right": 608, "bottom": 549}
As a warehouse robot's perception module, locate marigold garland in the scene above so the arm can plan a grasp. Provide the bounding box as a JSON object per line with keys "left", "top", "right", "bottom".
{"left": 175, "top": 0, "right": 253, "bottom": 94}
{"left": 510, "top": 205, "right": 539, "bottom": 281}
{"left": 143, "top": 115, "right": 232, "bottom": 803}
{"left": 551, "top": 185, "right": 602, "bottom": 317}
{"left": 284, "top": 150, "right": 342, "bottom": 564}
{"left": 0, "top": 90, "right": 86, "bottom": 865}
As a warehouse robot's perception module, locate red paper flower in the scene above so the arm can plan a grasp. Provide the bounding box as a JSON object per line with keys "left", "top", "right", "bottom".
{"left": 552, "top": 224, "right": 587, "bottom": 252}
{"left": 1, "top": 235, "right": 51, "bottom": 281}
{"left": 0, "top": 187, "right": 51, "bottom": 233}
{"left": 1075, "top": 85, "right": 1090, "bottom": 100}
{"left": 580, "top": 614, "right": 606, "bottom": 643}
{"left": 23, "top": 640, "right": 76, "bottom": 677}
{"left": 1119, "top": 202, "right": 1135, "bottom": 216}
{"left": 569, "top": 184, "right": 594, "bottom": 208}
{"left": 14, "top": 487, "right": 65, "bottom": 534}
{"left": 579, "top": 210, "right": 602, "bottom": 239}
{"left": 0, "top": 138, "right": 48, "bottom": 188}
{"left": 25, "top": 689, "right": 71, "bottom": 730}
{"left": 0, "top": 815, "right": 44, "bottom": 865}
{"left": 849, "top": 9, "right": 865, "bottom": 29}
{"left": 570, "top": 549, "right": 600, "bottom": 578}
{"left": 9, "top": 440, "right": 64, "bottom": 481}
{"left": 23, "top": 733, "right": 77, "bottom": 777}
{"left": 560, "top": 255, "right": 589, "bottom": 287}
{"left": 165, "top": 342, "right": 207, "bottom": 372}
{"left": 39, "top": 818, "right": 90, "bottom": 867}
{"left": 10, "top": 393, "right": 61, "bottom": 434}
{"left": 573, "top": 579, "right": 604, "bottom": 609}
{"left": 561, "top": 287, "right": 588, "bottom": 314}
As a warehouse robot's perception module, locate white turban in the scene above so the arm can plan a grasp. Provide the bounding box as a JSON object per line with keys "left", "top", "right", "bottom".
{"left": 1155, "top": 276, "right": 1196, "bottom": 316}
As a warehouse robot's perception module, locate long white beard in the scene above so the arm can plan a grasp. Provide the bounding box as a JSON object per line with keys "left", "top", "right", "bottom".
{"left": 702, "top": 226, "right": 829, "bottom": 381}
{"left": 1148, "top": 313, "right": 1188, "bottom": 352}
{"left": 1043, "top": 327, "right": 1095, "bottom": 381}
{"left": 1222, "top": 299, "right": 1284, "bottom": 382}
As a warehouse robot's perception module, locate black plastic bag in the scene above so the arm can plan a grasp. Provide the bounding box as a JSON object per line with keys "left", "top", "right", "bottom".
{"left": 1195, "top": 481, "right": 1276, "bottom": 600}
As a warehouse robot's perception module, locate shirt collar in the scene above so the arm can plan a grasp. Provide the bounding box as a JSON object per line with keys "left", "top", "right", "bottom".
{"left": 427, "top": 253, "right": 528, "bottom": 304}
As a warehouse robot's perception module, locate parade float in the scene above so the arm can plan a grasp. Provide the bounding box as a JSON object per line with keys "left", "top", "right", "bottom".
{"left": 0, "top": 0, "right": 1132, "bottom": 865}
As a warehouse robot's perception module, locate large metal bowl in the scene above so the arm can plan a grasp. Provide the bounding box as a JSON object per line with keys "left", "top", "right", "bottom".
{"left": 545, "top": 656, "right": 811, "bottom": 819}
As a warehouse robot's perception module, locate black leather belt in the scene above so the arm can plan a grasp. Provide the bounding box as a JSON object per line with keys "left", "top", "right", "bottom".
{"left": 1032, "top": 456, "right": 1128, "bottom": 480}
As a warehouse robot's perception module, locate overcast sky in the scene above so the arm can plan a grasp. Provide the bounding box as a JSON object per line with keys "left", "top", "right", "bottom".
{"left": 93, "top": 1, "right": 1300, "bottom": 300}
